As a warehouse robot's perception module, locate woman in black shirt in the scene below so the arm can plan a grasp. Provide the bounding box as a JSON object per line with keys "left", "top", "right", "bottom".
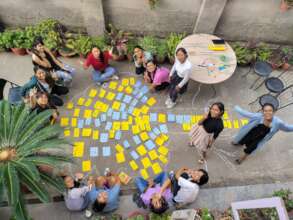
{"left": 189, "top": 102, "right": 225, "bottom": 164}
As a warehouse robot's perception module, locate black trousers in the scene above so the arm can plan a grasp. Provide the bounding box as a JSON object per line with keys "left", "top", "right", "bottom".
{"left": 50, "top": 85, "right": 68, "bottom": 106}
{"left": 135, "top": 66, "right": 146, "bottom": 75}
{"left": 0, "top": 79, "right": 7, "bottom": 100}
{"left": 154, "top": 82, "right": 170, "bottom": 91}
{"left": 169, "top": 71, "right": 188, "bottom": 102}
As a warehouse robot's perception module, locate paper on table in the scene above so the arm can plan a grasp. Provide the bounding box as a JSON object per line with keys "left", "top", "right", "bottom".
{"left": 112, "top": 112, "right": 120, "bottom": 120}
{"left": 176, "top": 115, "right": 184, "bottom": 124}
{"left": 158, "top": 155, "right": 168, "bottom": 164}
{"left": 153, "top": 127, "right": 161, "bottom": 135}
{"left": 109, "top": 130, "right": 115, "bottom": 139}
{"left": 105, "top": 122, "right": 112, "bottom": 130}
{"left": 100, "top": 133, "right": 109, "bottom": 143}
{"left": 116, "top": 152, "right": 125, "bottom": 163}
{"left": 140, "top": 85, "right": 149, "bottom": 94}
{"left": 94, "top": 119, "right": 101, "bottom": 127}
{"left": 140, "top": 169, "right": 149, "bottom": 179}
{"left": 117, "top": 85, "right": 124, "bottom": 92}
{"left": 121, "top": 122, "right": 129, "bottom": 131}
{"left": 150, "top": 113, "right": 157, "bottom": 122}
{"left": 115, "top": 92, "right": 124, "bottom": 101}
{"left": 130, "top": 151, "right": 139, "bottom": 160}
{"left": 182, "top": 123, "right": 191, "bottom": 131}
{"left": 141, "top": 105, "right": 149, "bottom": 114}
{"left": 102, "top": 146, "right": 111, "bottom": 156}
{"left": 152, "top": 163, "right": 162, "bottom": 175}
{"left": 134, "top": 80, "right": 142, "bottom": 88}
{"left": 90, "top": 147, "right": 98, "bottom": 157}
{"left": 123, "top": 95, "right": 132, "bottom": 104}
{"left": 82, "top": 160, "right": 91, "bottom": 172}
{"left": 241, "top": 119, "right": 248, "bottom": 125}
{"left": 148, "top": 131, "right": 157, "bottom": 140}
{"left": 77, "top": 97, "right": 85, "bottom": 106}
{"left": 88, "top": 89, "right": 98, "bottom": 98}
{"left": 60, "top": 117, "right": 69, "bottom": 127}
{"left": 155, "top": 137, "right": 164, "bottom": 146}
{"left": 136, "top": 145, "right": 147, "bottom": 156}
{"left": 121, "top": 112, "right": 128, "bottom": 120}
{"left": 82, "top": 128, "right": 92, "bottom": 137}
{"left": 233, "top": 120, "right": 239, "bottom": 129}
{"left": 121, "top": 78, "right": 129, "bottom": 86}
{"left": 112, "top": 121, "right": 121, "bottom": 130}
{"left": 100, "top": 114, "right": 107, "bottom": 122}
{"left": 161, "top": 134, "right": 169, "bottom": 141}
{"left": 125, "top": 86, "right": 133, "bottom": 94}
{"left": 129, "top": 160, "right": 139, "bottom": 171}
{"left": 141, "top": 157, "right": 151, "bottom": 168}
{"left": 130, "top": 99, "right": 138, "bottom": 107}
{"left": 73, "top": 142, "right": 84, "bottom": 157}
{"left": 92, "top": 110, "right": 100, "bottom": 118}
{"left": 120, "top": 103, "right": 126, "bottom": 111}
{"left": 107, "top": 108, "right": 113, "bottom": 117}
{"left": 129, "top": 77, "right": 135, "bottom": 85}
{"left": 223, "top": 111, "right": 229, "bottom": 120}
{"left": 141, "top": 95, "right": 148, "bottom": 103}
{"left": 92, "top": 130, "right": 99, "bottom": 140}
{"left": 132, "top": 125, "right": 140, "bottom": 134}
{"left": 148, "top": 150, "right": 158, "bottom": 160}
{"left": 85, "top": 118, "right": 92, "bottom": 126}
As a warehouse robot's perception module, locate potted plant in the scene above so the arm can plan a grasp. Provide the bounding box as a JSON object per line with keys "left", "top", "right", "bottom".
{"left": 24, "top": 25, "right": 37, "bottom": 54}
{"left": 43, "top": 30, "right": 62, "bottom": 56}
{"left": 0, "top": 30, "right": 14, "bottom": 51}
{"left": 138, "top": 36, "right": 159, "bottom": 56}
{"left": 66, "top": 35, "right": 94, "bottom": 58}
{"left": 166, "top": 32, "right": 186, "bottom": 64}
{"left": 156, "top": 39, "right": 168, "bottom": 63}
{"left": 256, "top": 43, "right": 272, "bottom": 62}
{"left": 11, "top": 29, "right": 29, "bottom": 55}
{"left": 281, "top": 47, "right": 293, "bottom": 70}
{"left": 199, "top": 208, "right": 214, "bottom": 220}
{"left": 127, "top": 211, "right": 149, "bottom": 220}
{"left": 126, "top": 38, "right": 138, "bottom": 61}
{"left": 149, "top": 212, "right": 171, "bottom": 220}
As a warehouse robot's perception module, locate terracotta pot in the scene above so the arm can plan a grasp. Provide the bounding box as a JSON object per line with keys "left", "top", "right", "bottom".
{"left": 128, "top": 211, "right": 149, "bottom": 220}
{"left": 26, "top": 48, "right": 33, "bottom": 55}
{"left": 280, "top": 0, "right": 289, "bottom": 12}
{"left": 11, "top": 48, "right": 27, "bottom": 56}
{"left": 282, "top": 62, "right": 290, "bottom": 70}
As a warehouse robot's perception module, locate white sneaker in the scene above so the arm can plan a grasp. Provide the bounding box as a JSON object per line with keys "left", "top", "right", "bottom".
{"left": 102, "top": 82, "right": 108, "bottom": 88}
{"left": 85, "top": 209, "right": 92, "bottom": 218}
{"left": 111, "top": 75, "right": 119, "bottom": 80}
{"left": 165, "top": 97, "right": 172, "bottom": 105}
{"left": 167, "top": 101, "right": 176, "bottom": 109}
{"left": 104, "top": 167, "right": 111, "bottom": 176}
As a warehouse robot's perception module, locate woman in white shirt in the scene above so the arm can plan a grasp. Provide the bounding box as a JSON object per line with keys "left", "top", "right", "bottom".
{"left": 166, "top": 48, "right": 192, "bottom": 108}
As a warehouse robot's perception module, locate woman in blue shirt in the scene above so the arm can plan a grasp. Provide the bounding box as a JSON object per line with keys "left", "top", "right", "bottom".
{"left": 233, "top": 103, "right": 293, "bottom": 164}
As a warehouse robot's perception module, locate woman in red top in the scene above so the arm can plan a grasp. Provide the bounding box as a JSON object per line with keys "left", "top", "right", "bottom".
{"left": 83, "top": 47, "right": 119, "bottom": 85}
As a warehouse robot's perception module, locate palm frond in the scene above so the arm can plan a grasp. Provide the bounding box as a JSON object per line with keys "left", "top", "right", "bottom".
{"left": 0, "top": 100, "right": 12, "bottom": 147}
{"left": 40, "top": 172, "right": 66, "bottom": 194}
{"left": 12, "top": 160, "right": 40, "bottom": 182}
{"left": 3, "top": 162, "right": 19, "bottom": 205}
{"left": 13, "top": 194, "right": 30, "bottom": 220}
{"left": 27, "top": 155, "right": 73, "bottom": 167}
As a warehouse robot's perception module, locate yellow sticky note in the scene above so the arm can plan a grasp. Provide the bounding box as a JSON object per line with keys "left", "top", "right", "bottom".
{"left": 113, "top": 122, "right": 121, "bottom": 130}
{"left": 92, "top": 110, "right": 100, "bottom": 117}
{"left": 140, "top": 132, "right": 149, "bottom": 141}
{"left": 84, "top": 98, "right": 92, "bottom": 107}
{"left": 158, "top": 146, "right": 169, "bottom": 156}
{"left": 82, "top": 160, "right": 91, "bottom": 172}
{"left": 140, "top": 169, "right": 149, "bottom": 179}
{"left": 77, "top": 97, "right": 85, "bottom": 106}
{"left": 109, "top": 81, "right": 118, "bottom": 90}
{"left": 83, "top": 109, "right": 92, "bottom": 118}
{"left": 73, "top": 108, "right": 80, "bottom": 117}
{"left": 121, "top": 122, "right": 129, "bottom": 131}
{"left": 125, "top": 86, "right": 133, "bottom": 94}
{"left": 158, "top": 114, "right": 166, "bottom": 123}
{"left": 148, "top": 150, "right": 159, "bottom": 160}
{"left": 109, "top": 130, "right": 115, "bottom": 139}
{"left": 129, "top": 77, "right": 135, "bottom": 85}
{"left": 82, "top": 128, "right": 92, "bottom": 137}
{"left": 89, "top": 89, "right": 98, "bottom": 98}
{"left": 142, "top": 115, "right": 150, "bottom": 122}
{"left": 147, "top": 97, "right": 156, "bottom": 106}
{"left": 73, "top": 128, "right": 80, "bottom": 137}
{"left": 117, "top": 85, "right": 124, "bottom": 92}
{"left": 66, "top": 102, "right": 74, "bottom": 110}
{"left": 92, "top": 130, "right": 99, "bottom": 140}
{"left": 223, "top": 120, "right": 228, "bottom": 128}
{"left": 128, "top": 116, "right": 133, "bottom": 124}
{"left": 191, "top": 116, "right": 197, "bottom": 124}
{"left": 145, "top": 123, "right": 151, "bottom": 131}
{"left": 159, "top": 155, "right": 168, "bottom": 164}
{"left": 100, "top": 103, "right": 109, "bottom": 112}
{"left": 106, "top": 92, "right": 116, "bottom": 101}
{"left": 122, "top": 78, "right": 129, "bottom": 86}
{"left": 132, "top": 108, "right": 140, "bottom": 117}
{"left": 73, "top": 142, "right": 84, "bottom": 157}
{"left": 129, "top": 160, "right": 138, "bottom": 171}
{"left": 64, "top": 129, "right": 71, "bottom": 137}
{"left": 223, "top": 111, "right": 229, "bottom": 120}
{"left": 116, "top": 153, "right": 125, "bottom": 163}
{"left": 60, "top": 117, "right": 69, "bottom": 127}
{"left": 141, "top": 105, "right": 149, "bottom": 114}
{"left": 137, "top": 145, "right": 147, "bottom": 156}
{"left": 161, "top": 134, "right": 169, "bottom": 141}
{"left": 99, "top": 88, "right": 106, "bottom": 98}
{"left": 112, "top": 101, "right": 121, "bottom": 111}
{"left": 132, "top": 125, "right": 140, "bottom": 134}
{"left": 115, "top": 144, "right": 124, "bottom": 153}
{"left": 152, "top": 163, "right": 162, "bottom": 175}
{"left": 155, "top": 137, "right": 164, "bottom": 146}
{"left": 139, "top": 122, "right": 146, "bottom": 131}
{"left": 227, "top": 120, "right": 232, "bottom": 128}
{"left": 233, "top": 120, "right": 239, "bottom": 129}
{"left": 241, "top": 119, "right": 249, "bottom": 126}
{"left": 141, "top": 157, "right": 151, "bottom": 168}
{"left": 71, "top": 118, "right": 77, "bottom": 127}
{"left": 182, "top": 123, "right": 191, "bottom": 131}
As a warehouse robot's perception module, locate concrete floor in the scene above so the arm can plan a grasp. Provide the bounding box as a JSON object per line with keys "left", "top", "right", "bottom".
{"left": 1, "top": 52, "right": 293, "bottom": 191}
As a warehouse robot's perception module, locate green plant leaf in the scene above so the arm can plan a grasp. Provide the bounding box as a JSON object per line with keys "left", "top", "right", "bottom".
{"left": 12, "top": 160, "right": 40, "bottom": 182}
{"left": 26, "top": 155, "right": 73, "bottom": 167}
{"left": 40, "top": 172, "right": 66, "bottom": 194}
{"left": 13, "top": 194, "right": 30, "bottom": 220}
{"left": 4, "top": 162, "right": 20, "bottom": 205}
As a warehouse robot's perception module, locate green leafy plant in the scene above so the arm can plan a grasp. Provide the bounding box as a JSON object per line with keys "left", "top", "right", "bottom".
{"left": 156, "top": 39, "right": 168, "bottom": 63}
{"left": 273, "top": 189, "right": 293, "bottom": 211}
{"left": 149, "top": 213, "right": 171, "bottom": 220}
{"left": 127, "top": 215, "right": 145, "bottom": 220}
{"left": 138, "top": 36, "right": 159, "bottom": 55}
{"left": 166, "top": 32, "right": 186, "bottom": 60}
{"left": 0, "top": 100, "right": 71, "bottom": 220}
{"left": 256, "top": 43, "right": 272, "bottom": 62}
{"left": 91, "top": 36, "right": 107, "bottom": 50}
{"left": 66, "top": 35, "right": 94, "bottom": 57}
{"left": 200, "top": 208, "right": 214, "bottom": 220}
{"left": 0, "top": 30, "right": 14, "bottom": 49}
{"left": 148, "top": 0, "right": 160, "bottom": 9}
{"left": 231, "top": 42, "right": 256, "bottom": 66}
{"left": 11, "top": 30, "right": 31, "bottom": 49}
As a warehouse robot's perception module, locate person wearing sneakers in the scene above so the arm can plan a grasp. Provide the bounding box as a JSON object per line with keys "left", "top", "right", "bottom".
{"left": 165, "top": 47, "right": 192, "bottom": 109}
{"left": 83, "top": 47, "right": 119, "bottom": 86}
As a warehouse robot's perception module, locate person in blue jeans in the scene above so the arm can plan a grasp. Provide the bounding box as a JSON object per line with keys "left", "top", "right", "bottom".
{"left": 135, "top": 172, "right": 172, "bottom": 214}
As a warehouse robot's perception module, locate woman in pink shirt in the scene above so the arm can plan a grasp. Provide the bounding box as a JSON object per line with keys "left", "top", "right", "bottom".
{"left": 144, "top": 60, "right": 170, "bottom": 92}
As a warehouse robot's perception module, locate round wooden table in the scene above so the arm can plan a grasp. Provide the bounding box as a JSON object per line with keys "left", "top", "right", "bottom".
{"left": 177, "top": 34, "right": 237, "bottom": 106}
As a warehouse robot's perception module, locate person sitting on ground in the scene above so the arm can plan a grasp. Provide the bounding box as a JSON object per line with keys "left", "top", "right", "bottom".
{"left": 31, "top": 37, "right": 75, "bottom": 86}
{"left": 232, "top": 103, "right": 293, "bottom": 164}
{"left": 134, "top": 171, "right": 172, "bottom": 214}
{"left": 144, "top": 60, "right": 170, "bottom": 92}
{"left": 30, "top": 91, "right": 59, "bottom": 123}
{"left": 160, "top": 167, "right": 209, "bottom": 208}
{"left": 21, "top": 66, "right": 69, "bottom": 106}
{"left": 63, "top": 172, "right": 94, "bottom": 212}
{"left": 189, "top": 102, "right": 224, "bottom": 164}
{"left": 133, "top": 46, "right": 153, "bottom": 75}
{"left": 88, "top": 170, "right": 121, "bottom": 213}
{"left": 166, "top": 47, "right": 192, "bottom": 109}
{"left": 83, "top": 47, "right": 119, "bottom": 86}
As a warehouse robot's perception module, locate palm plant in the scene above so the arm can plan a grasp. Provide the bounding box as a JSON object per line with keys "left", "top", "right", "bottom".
{"left": 0, "top": 100, "right": 71, "bottom": 220}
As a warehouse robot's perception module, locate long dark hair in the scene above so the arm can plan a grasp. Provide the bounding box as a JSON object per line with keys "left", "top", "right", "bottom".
{"left": 176, "top": 47, "right": 188, "bottom": 58}
{"left": 93, "top": 47, "right": 105, "bottom": 63}
{"left": 146, "top": 60, "right": 158, "bottom": 74}
{"left": 208, "top": 102, "right": 225, "bottom": 118}
{"left": 33, "top": 66, "right": 55, "bottom": 87}
{"left": 31, "top": 37, "right": 44, "bottom": 54}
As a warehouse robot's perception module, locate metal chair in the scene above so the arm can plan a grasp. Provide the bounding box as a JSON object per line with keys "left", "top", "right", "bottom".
{"left": 0, "top": 78, "right": 22, "bottom": 105}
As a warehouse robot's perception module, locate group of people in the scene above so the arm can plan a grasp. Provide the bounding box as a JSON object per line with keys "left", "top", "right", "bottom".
{"left": 63, "top": 167, "right": 208, "bottom": 217}
{"left": 18, "top": 36, "right": 293, "bottom": 216}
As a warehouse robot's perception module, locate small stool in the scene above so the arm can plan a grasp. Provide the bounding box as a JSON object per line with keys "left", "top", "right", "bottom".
{"left": 259, "top": 94, "right": 279, "bottom": 110}
{"left": 265, "top": 77, "right": 284, "bottom": 93}
{"left": 250, "top": 61, "right": 273, "bottom": 89}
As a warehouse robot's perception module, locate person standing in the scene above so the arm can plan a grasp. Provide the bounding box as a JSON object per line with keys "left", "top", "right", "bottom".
{"left": 232, "top": 103, "right": 293, "bottom": 164}
{"left": 189, "top": 102, "right": 225, "bottom": 164}
{"left": 166, "top": 48, "right": 192, "bottom": 109}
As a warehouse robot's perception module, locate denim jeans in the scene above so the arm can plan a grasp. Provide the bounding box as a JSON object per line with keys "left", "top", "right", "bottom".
{"left": 92, "top": 66, "right": 116, "bottom": 83}
{"left": 55, "top": 64, "right": 76, "bottom": 83}
{"left": 135, "top": 172, "right": 168, "bottom": 193}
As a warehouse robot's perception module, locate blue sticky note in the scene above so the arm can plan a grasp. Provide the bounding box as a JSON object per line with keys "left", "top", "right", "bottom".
{"left": 134, "top": 81, "right": 142, "bottom": 88}
{"left": 121, "top": 112, "right": 128, "bottom": 120}
{"left": 123, "top": 95, "right": 132, "bottom": 104}
{"left": 183, "top": 115, "right": 191, "bottom": 123}
{"left": 150, "top": 113, "right": 158, "bottom": 122}
{"left": 130, "top": 150, "right": 139, "bottom": 160}
{"left": 149, "top": 132, "right": 156, "bottom": 140}
{"left": 116, "top": 92, "right": 124, "bottom": 101}
{"left": 133, "top": 89, "right": 139, "bottom": 95}
{"left": 103, "top": 146, "right": 111, "bottom": 157}
{"left": 130, "top": 99, "right": 138, "bottom": 107}
{"left": 112, "top": 112, "right": 120, "bottom": 120}
{"left": 105, "top": 122, "right": 112, "bottom": 130}
{"left": 101, "top": 114, "right": 107, "bottom": 122}
{"left": 90, "top": 147, "right": 98, "bottom": 157}
{"left": 135, "top": 92, "right": 143, "bottom": 99}
{"left": 78, "top": 119, "right": 84, "bottom": 128}
{"left": 100, "top": 133, "right": 109, "bottom": 143}
{"left": 120, "top": 103, "right": 126, "bottom": 111}
{"left": 133, "top": 135, "right": 141, "bottom": 145}
{"left": 123, "top": 140, "right": 131, "bottom": 149}
{"left": 153, "top": 127, "right": 161, "bottom": 135}
{"left": 85, "top": 118, "right": 92, "bottom": 126}
{"left": 128, "top": 106, "right": 134, "bottom": 114}
{"left": 159, "top": 124, "right": 168, "bottom": 134}
{"left": 145, "top": 140, "right": 156, "bottom": 150}
{"left": 115, "top": 131, "right": 122, "bottom": 140}
{"left": 167, "top": 114, "right": 176, "bottom": 122}
{"left": 94, "top": 119, "right": 101, "bottom": 127}
{"left": 107, "top": 108, "right": 113, "bottom": 117}
{"left": 176, "top": 115, "right": 184, "bottom": 124}
{"left": 141, "top": 85, "right": 149, "bottom": 94}
{"left": 141, "top": 96, "right": 148, "bottom": 103}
